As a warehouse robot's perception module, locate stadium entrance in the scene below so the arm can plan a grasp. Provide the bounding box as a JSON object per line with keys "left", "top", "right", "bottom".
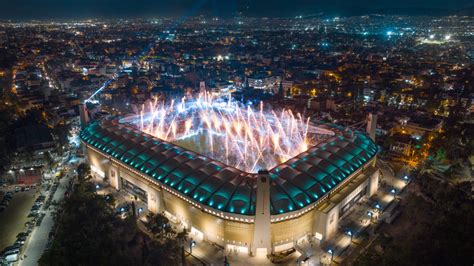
{"left": 121, "top": 178, "right": 148, "bottom": 203}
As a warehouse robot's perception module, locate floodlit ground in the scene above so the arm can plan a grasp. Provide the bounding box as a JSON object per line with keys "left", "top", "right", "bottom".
{"left": 0, "top": 189, "right": 38, "bottom": 250}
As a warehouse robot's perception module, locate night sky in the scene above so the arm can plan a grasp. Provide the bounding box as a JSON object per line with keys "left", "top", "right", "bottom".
{"left": 0, "top": 0, "right": 472, "bottom": 19}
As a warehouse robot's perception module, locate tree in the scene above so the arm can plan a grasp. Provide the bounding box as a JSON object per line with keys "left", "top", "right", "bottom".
{"left": 77, "top": 163, "right": 91, "bottom": 180}
{"left": 146, "top": 213, "right": 175, "bottom": 238}
{"left": 40, "top": 165, "right": 184, "bottom": 266}
{"left": 354, "top": 176, "right": 474, "bottom": 266}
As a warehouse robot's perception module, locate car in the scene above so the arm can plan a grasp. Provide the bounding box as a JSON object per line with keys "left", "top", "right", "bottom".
{"left": 28, "top": 212, "right": 38, "bottom": 218}
{"left": 4, "top": 253, "right": 19, "bottom": 263}
{"left": 36, "top": 214, "right": 45, "bottom": 226}
{"left": 2, "top": 244, "right": 20, "bottom": 252}
{"left": 16, "top": 235, "right": 27, "bottom": 244}
{"left": 3, "top": 249, "right": 20, "bottom": 258}
{"left": 14, "top": 186, "right": 20, "bottom": 192}
{"left": 16, "top": 232, "right": 28, "bottom": 239}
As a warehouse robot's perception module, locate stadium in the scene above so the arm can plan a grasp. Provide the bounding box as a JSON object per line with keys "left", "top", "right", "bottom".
{"left": 80, "top": 96, "right": 379, "bottom": 256}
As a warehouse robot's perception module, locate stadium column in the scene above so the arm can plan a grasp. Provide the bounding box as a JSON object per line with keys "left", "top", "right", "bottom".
{"left": 79, "top": 103, "right": 90, "bottom": 128}
{"left": 251, "top": 170, "right": 272, "bottom": 256}
{"left": 367, "top": 168, "right": 380, "bottom": 197}
{"left": 147, "top": 186, "right": 163, "bottom": 213}
{"left": 366, "top": 113, "right": 377, "bottom": 141}
{"left": 109, "top": 164, "right": 122, "bottom": 190}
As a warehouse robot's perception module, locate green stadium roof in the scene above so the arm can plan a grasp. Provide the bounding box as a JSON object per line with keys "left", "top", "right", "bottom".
{"left": 80, "top": 119, "right": 377, "bottom": 216}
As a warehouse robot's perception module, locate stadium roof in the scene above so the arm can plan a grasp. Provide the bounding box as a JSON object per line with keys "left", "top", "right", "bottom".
{"left": 80, "top": 119, "right": 377, "bottom": 216}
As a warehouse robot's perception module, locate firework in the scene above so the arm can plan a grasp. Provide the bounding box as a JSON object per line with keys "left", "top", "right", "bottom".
{"left": 126, "top": 93, "right": 334, "bottom": 173}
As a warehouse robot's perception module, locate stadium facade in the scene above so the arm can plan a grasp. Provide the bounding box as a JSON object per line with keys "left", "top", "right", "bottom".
{"left": 80, "top": 117, "right": 379, "bottom": 255}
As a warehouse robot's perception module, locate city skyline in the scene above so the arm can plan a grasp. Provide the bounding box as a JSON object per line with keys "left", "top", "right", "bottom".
{"left": 1, "top": 0, "right": 474, "bottom": 20}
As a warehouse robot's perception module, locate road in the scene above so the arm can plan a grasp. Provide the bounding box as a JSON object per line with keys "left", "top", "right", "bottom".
{"left": 19, "top": 172, "right": 73, "bottom": 266}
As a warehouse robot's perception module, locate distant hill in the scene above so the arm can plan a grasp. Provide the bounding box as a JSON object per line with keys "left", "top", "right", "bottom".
{"left": 372, "top": 7, "right": 474, "bottom": 16}
{"left": 312, "top": 6, "right": 474, "bottom": 17}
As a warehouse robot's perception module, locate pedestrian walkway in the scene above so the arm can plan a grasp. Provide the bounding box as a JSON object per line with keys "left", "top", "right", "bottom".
{"left": 19, "top": 171, "right": 73, "bottom": 266}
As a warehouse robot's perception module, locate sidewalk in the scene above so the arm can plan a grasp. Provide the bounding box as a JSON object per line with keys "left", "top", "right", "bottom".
{"left": 19, "top": 170, "right": 73, "bottom": 266}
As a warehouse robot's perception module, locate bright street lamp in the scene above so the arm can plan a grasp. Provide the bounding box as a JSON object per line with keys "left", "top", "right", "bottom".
{"left": 189, "top": 240, "right": 196, "bottom": 254}
{"left": 346, "top": 230, "right": 353, "bottom": 243}
{"left": 328, "top": 249, "right": 334, "bottom": 261}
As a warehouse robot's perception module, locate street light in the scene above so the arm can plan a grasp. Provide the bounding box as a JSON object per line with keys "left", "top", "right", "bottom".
{"left": 346, "top": 230, "right": 353, "bottom": 243}
{"left": 189, "top": 240, "right": 196, "bottom": 254}
{"left": 328, "top": 249, "right": 334, "bottom": 262}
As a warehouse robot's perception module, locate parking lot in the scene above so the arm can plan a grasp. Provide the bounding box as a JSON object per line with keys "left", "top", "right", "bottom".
{"left": 0, "top": 188, "right": 39, "bottom": 251}
{"left": 0, "top": 178, "right": 66, "bottom": 264}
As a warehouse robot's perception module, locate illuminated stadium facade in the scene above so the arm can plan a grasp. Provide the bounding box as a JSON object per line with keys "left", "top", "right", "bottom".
{"left": 80, "top": 99, "right": 379, "bottom": 256}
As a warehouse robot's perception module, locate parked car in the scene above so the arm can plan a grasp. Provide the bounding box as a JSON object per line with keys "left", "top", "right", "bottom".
{"left": 16, "top": 232, "right": 28, "bottom": 239}
{"left": 16, "top": 235, "right": 27, "bottom": 245}
{"left": 2, "top": 244, "right": 20, "bottom": 253}
{"left": 36, "top": 213, "right": 46, "bottom": 226}
{"left": 3, "top": 249, "right": 19, "bottom": 257}
{"left": 4, "top": 253, "right": 19, "bottom": 263}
